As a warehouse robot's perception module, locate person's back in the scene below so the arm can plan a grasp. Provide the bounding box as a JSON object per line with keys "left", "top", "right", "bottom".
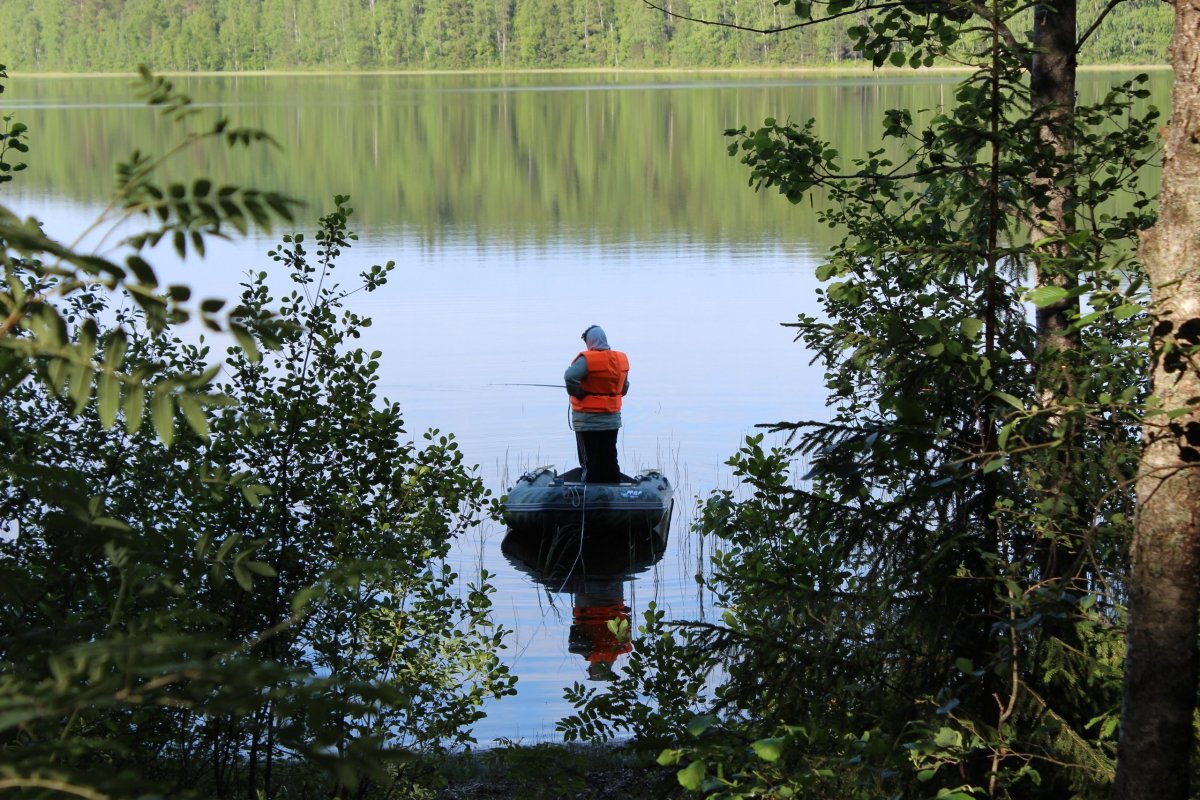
{"left": 564, "top": 325, "right": 629, "bottom": 483}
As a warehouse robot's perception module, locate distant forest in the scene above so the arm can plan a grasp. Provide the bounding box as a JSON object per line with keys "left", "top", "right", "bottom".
{"left": 0, "top": 0, "right": 1174, "bottom": 72}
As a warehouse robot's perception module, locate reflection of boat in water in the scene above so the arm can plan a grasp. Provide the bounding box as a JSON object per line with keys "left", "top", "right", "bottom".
{"left": 500, "top": 521, "right": 669, "bottom": 592}
{"left": 501, "top": 466, "right": 674, "bottom": 540}
{"left": 502, "top": 528, "right": 667, "bottom": 680}
{"left": 501, "top": 482, "right": 672, "bottom": 681}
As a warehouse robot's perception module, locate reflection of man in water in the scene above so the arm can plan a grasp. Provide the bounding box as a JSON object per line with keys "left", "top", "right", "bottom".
{"left": 568, "top": 586, "right": 632, "bottom": 681}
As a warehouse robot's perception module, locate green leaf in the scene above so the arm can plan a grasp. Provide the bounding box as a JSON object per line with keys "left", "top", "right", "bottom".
{"left": 244, "top": 560, "right": 276, "bottom": 577}
{"left": 960, "top": 318, "right": 984, "bottom": 341}
{"left": 215, "top": 533, "right": 242, "bottom": 562}
{"left": 232, "top": 324, "right": 261, "bottom": 363}
{"left": 47, "top": 357, "right": 69, "bottom": 395}
{"left": 1111, "top": 303, "right": 1143, "bottom": 320}
{"left": 152, "top": 389, "right": 175, "bottom": 447}
{"left": 68, "top": 361, "right": 95, "bottom": 414}
{"left": 103, "top": 329, "right": 128, "bottom": 369}
{"left": 997, "top": 420, "right": 1014, "bottom": 450}
{"left": 686, "top": 715, "right": 718, "bottom": 737}
{"left": 233, "top": 560, "right": 253, "bottom": 591}
{"left": 933, "top": 727, "right": 962, "bottom": 749}
{"left": 657, "top": 749, "right": 682, "bottom": 766}
{"left": 178, "top": 393, "right": 211, "bottom": 439}
{"left": 751, "top": 737, "right": 787, "bottom": 762}
{"left": 677, "top": 760, "right": 706, "bottom": 791}
{"left": 196, "top": 393, "right": 237, "bottom": 408}
{"left": 240, "top": 483, "right": 272, "bottom": 507}
{"left": 97, "top": 370, "right": 120, "bottom": 428}
{"left": 993, "top": 391, "right": 1024, "bottom": 411}
{"left": 124, "top": 382, "right": 145, "bottom": 434}
{"left": 1027, "top": 286, "right": 1069, "bottom": 308}
{"left": 0, "top": 708, "right": 44, "bottom": 733}
{"left": 126, "top": 255, "right": 157, "bottom": 289}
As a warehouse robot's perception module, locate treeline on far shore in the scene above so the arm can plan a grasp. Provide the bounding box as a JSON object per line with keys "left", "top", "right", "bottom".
{"left": 1, "top": 0, "right": 1173, "bottom": 73}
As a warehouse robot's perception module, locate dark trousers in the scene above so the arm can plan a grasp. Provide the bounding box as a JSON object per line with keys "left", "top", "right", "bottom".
{"left": 576, "top": 429, "right": 621, "bottom": 483}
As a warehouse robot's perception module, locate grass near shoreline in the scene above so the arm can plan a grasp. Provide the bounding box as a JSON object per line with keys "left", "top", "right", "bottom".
{"left": 435, "top": 742, "right": 683, "bottom": 800}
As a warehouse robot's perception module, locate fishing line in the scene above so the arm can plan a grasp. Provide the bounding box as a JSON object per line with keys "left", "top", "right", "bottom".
{"left": 556, "top": 415, "right": 589, "bottom": 594}
{"left": 556, "top": 475, "right": 589, "bottom": 595}
{"left": 555, "top": 387, "right": 589, "bottom": 594}
{"left": 494, "top": 376, "right": 588, "bottom": 594}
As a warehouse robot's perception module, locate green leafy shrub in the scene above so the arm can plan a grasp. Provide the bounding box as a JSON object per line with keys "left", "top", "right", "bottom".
{"left": 562, "top": 35, "right": 1154, "bottom": 800}
{"left": 0, "top": 68, "right": 514, "bottom": 799}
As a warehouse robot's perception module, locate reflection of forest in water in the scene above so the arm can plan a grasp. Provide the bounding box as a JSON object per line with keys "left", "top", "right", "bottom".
{"left": 4, "top": 71, "right": 1168, "bottom": 249}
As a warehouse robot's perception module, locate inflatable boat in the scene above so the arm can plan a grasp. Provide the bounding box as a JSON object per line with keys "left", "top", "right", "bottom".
{"left": 501, "top": 466, "right": 674, "bottom": 540}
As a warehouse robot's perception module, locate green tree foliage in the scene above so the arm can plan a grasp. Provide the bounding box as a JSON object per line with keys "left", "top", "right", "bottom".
{"left": 0, "top": 70, "right": 514, "bottom": 798}
{"left": 559, "top": 6, "right": 1163, "bottom": 800}
{"left": 0, "top": 0, "right": 1173, "bottom": 71}
{"left": 1076, "top": 0, "right": 1174, "bottom": 64}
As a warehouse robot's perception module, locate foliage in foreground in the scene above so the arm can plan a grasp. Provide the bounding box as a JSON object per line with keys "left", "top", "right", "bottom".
{"left": 0, "top": 69, "right": 513, "bottom": 799}
{"left": 560, "top": 7, "right": 1161, "bottom": 799}
{"left": 436, "top": 741, "right": 683, "bottom": 800}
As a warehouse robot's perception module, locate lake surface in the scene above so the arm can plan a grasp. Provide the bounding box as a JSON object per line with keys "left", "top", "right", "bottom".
{"left": 1, "top": 69, "right": 1168, "bottom": 743}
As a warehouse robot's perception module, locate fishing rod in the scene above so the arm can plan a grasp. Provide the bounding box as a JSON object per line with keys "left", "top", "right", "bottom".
{"left": 489, "top": 383, "right": 564, "bottom": 389}
{"left": 490, "top": 382, "right": 580, "bottom": 433}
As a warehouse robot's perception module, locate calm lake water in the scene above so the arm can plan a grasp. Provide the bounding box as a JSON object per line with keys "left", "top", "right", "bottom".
{"left": 1, "top": 69, "right": 1167, "bottom": 743}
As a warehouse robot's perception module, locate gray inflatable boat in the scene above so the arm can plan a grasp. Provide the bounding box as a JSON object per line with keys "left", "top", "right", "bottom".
{"left": 501, "top": 466, "right": 674, "bottom": 538}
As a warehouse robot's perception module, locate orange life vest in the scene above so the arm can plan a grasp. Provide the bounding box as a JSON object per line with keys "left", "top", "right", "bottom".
{"left": 570, "top": 349, "right": 629, "bottom": 414}
{"left": 571, "top": 603, "right": 633, "bottom": 663}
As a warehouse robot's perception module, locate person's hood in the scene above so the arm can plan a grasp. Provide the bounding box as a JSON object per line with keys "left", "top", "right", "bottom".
{"left": 583, "top": 325, "right": 611, "bottom": 351}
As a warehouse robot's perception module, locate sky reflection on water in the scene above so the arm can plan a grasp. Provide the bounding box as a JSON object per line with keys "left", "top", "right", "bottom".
{"left": 15, "top": 191, "right": 827, "bottom": 742}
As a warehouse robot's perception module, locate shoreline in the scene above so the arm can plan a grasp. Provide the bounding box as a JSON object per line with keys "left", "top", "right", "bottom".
{"left": 8, "top": 63, "right": 1172, "bottom": 80}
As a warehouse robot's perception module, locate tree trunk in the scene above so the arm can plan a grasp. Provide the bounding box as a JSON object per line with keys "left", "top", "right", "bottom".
{"left": 1029, "top": 0, "right": 1079, "bottom": 359}
{"left": 1028, "top": 0, "right": 1088, "bottom": 599}
{"left": 1113, "top": 5, "right": 1200, "bottom": 798}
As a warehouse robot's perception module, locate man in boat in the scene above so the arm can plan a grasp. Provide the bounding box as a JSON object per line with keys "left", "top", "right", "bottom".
{"left": 564, "top": 325, "right": 629, "bottom": 483}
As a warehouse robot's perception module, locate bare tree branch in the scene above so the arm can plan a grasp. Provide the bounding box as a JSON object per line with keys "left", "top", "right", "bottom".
{"left": 642, "top": 0, "right": 1034, "bottom": 72}
{"left": 969, "top": 0, "right": 1030, "bottom": 64}
{"left": 641, "top": 0, "right": 910, "bottom": 34}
